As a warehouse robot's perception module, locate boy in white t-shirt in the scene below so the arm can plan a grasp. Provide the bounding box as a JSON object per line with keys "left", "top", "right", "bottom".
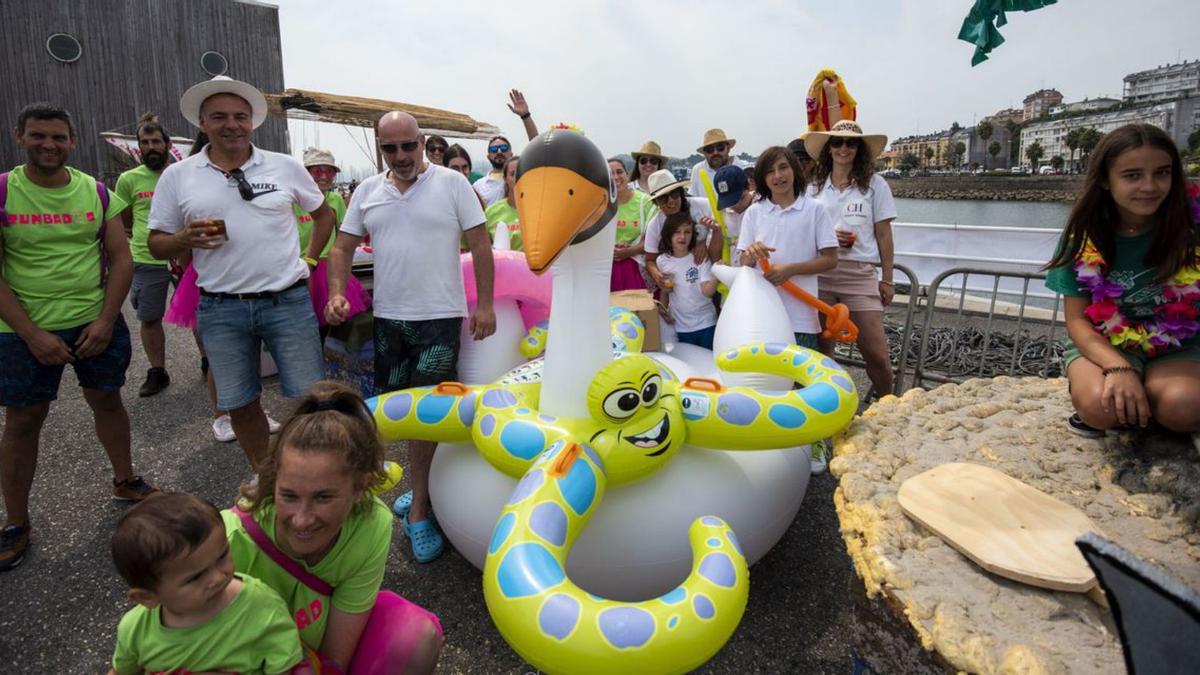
{"left": 658, "top": 214, "right": 718, "bottom": 349}
{"left": 737, "top": 147, "right": 838, "bottom": 349}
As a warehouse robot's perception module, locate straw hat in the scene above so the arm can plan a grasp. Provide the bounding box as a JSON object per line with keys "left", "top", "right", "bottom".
{"left": 803, "top": 120, "right": 887, "bottom": 162}
{"left": 630, "top": 140, "right": 666, "bottom": 163}
{"left": 180, "top": 75, "right": 268, "bottom": 129}
{"left": 697, "top": 128, "right": 736, "bottom": 152}
{"left": 646, "top": 169, "right": 689, "bottom": 200}
{"left": 302, "top": 147, "right": 340, "bottom": 171}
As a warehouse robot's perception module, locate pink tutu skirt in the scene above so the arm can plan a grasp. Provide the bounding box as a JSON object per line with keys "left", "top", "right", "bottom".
{"left": 310, "top": 258, "right": 372, "bottom": 326}
{"left": 610, "top": 257, "right": 647, "bottom": 291}
{"left": 164, "top": 263, "right": 200, "bottom": 329}
{"left": 162, "top": 260, "right": 372, "bottom": 329}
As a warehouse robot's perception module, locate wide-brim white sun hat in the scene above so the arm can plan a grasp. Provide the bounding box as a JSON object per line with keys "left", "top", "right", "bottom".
{"left": 180, "top": 75, "right": 268, "bottom": 129}
{"left": 646, "top": 169, "right": 689, "bottom": 200}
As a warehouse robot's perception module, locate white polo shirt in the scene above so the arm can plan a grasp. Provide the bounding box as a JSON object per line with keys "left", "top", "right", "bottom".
{"left": 737, "top": 196, "right": 838, "bottom": 333}
{"left": 688, "top": 158, "right": 751, "bottom": 199}
{"left": 342, "top": 164, "right": 485, "bottom": 321}
{"left": 643, "top": 197, "right": 715, "bottom": 255}
{"left": 472, "top": 173, "right": 506, "bottom": 207}
{"left": 148, "top": 145, "right": 324, "bottom": 293}
{"left": 806, "top": 173, "right": 897, "bottom": 263}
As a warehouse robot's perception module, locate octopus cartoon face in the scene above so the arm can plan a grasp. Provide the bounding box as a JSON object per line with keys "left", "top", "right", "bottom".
{"left": 586, "top": 355, "right": 686, "bottom": 485}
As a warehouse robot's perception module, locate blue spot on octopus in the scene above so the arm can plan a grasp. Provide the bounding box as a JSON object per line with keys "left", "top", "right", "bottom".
{"left": 698, "top": 553, "right": 737, "bottom": 588}
{"left": 716, "top": 393, "right": 760, "bottom": 426}
{"left": 382, "top": 392, "right": 412, "bottom": 421}
{"left": 497, "top": 543, "right": 564, "bottom": 598}
{"left": 489, "top": 512, "right": 516, "bottom": 554}
{"left": 539, "top": 594, "right": 580, "bottom": 641}
{"left": 529, "top": 502, "right": 568, "bottom": 547}
{"left": 598, "top": 607, "right": 656, "bottom": 649}
{"left": 499, "top": 421, "right": 546, "bottom": 460}
{"left": 416, "top": 394, "right": 455, "bottom": 424}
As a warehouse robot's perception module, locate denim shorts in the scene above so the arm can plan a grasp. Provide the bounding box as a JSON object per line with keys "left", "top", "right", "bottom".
{"left": 374, "top": 317, "right": 463, "bottom": 393}
{"left": 0, "top": 314, "right": 132, "bottom": 408}
{"left": 196, "top": 284, "right": 324, "bottom": 410}
{"left": 676, "top": 325, "right": 716, "bottom": 351}
{"left": 130, "top": 263, "right": 174, "bottom": 322}
{"left": 793, "top": 332, "right": 821, "bottom": 350}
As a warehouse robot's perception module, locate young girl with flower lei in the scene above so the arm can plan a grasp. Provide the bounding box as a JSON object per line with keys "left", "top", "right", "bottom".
{"left": 1045, "top": 124, "right": 1200, "bottom": 438}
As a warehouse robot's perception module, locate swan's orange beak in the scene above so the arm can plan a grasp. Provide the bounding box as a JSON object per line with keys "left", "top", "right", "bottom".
{"left": 517, "top": 166, "right": 609, "bottom": 274}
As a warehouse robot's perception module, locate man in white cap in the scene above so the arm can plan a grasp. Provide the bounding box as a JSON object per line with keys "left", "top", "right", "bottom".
{"left": 147, "top": 76, "right": 334, "bottom": 469}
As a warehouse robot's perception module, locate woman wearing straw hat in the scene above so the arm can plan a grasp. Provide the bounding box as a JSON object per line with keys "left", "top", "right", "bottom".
{"left": 805, "top": 119, "right": 898, "bottom": 401}
{"left": 629, "top": 140, "right": 667, "bottom": 194}
{"left": 642, "top": 170, "right": 722, "bottom": 289}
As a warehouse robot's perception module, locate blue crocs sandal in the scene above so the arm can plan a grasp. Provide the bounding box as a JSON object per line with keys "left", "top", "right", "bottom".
{"left": 402, "top": 513, "right": 444, "bottom": 563}
{"left": 392, "top": 490, "right": 413, "bottom": 519}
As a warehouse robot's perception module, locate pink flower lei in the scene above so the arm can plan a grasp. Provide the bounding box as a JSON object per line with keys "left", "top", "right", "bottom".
{"left": 1073, "top": 236, "right": 1200, "bottom": 356}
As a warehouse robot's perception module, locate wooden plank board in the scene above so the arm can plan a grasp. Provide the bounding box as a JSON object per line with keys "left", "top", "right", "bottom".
{"left": 898, "top": 462, "right": 1098, "bottom": 592}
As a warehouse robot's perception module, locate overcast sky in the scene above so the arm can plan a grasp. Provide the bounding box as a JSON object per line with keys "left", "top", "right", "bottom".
{"left": 274, "top": 0, "right": 1200, "bottom": 176}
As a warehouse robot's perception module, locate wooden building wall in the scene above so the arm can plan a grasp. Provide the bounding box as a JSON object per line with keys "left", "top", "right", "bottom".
{"left": 0, "top": 0, "right": 289, "bottom": 182}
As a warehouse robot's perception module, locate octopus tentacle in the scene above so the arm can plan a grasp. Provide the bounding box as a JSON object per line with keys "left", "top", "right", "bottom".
{"left": 484, "top": 440, "right": 748, "bottom": 675}
{"left": 520, "top": 307, "right": 645, "bottom": 359}
{"left": 368, "top": 384, "right": 479, "bottom": 444}
{"left": 678, "top": 342, "right": 858, "bottom": 449}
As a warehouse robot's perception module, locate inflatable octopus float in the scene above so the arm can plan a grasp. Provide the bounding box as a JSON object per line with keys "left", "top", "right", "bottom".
{"left": 368, "top": 129, "right": 858, "bottom": 674}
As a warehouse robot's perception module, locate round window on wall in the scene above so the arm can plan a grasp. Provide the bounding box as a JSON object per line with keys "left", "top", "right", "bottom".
{"left": 201, "top": 51, "right": 228, "bottom": 76}
{"left": 46, "top": 33, "right": 82, "bottom": 63}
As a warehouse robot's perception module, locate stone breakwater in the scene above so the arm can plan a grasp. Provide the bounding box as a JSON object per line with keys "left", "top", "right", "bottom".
{"left": 885, "top": 176, "right": 1084, "bottom": 202}
{"left": 832, "top": 376, "right": 1199, "bottom": 675}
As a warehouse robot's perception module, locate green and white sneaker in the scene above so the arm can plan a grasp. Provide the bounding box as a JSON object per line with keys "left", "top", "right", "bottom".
{"left": 810, "top": 439, "right": 831, "bottom": 475}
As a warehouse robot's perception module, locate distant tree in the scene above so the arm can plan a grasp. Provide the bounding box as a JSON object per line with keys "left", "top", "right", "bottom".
{"left": 1078, "top": 128, "right": 1103, "bottom": 170}
{"left": 948, "top": 141, "right": 967, "bottom": 168}
{"left": 988, "top": 141, "right": 1002, "bottom": 166}
{"left": 977, "top": 120, "right": 994, "bottom": 169}
{"left": 1065, "top": 128, "right": 1082, "bottom": 173}
{"left": 969, "top": 161, "right": 981, "bottom": 171}
{"left": 1006, "top": 120, "right": 1022, "bottom": 165}
{"left": 1050, "top": 155, "right": 1064, "bottom": 172}
{"left": 899, "top": 152, "right": 920, "bottom": 171}
{"left": 1026, "top": 141, "right": 1044, "bottom": 172}
{"left": 1189, "top": 128, "right": 1200, "bottom": 154}
{"left": 923, "top": 146, "right": 935, "bottom": 168}
{"left": 950, "top": 121, "right": 962, "bottom": 134}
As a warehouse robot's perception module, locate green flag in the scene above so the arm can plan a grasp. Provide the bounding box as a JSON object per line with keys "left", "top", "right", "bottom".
{"left": 958, "top": 0, "right": 1058, "bottom": 66}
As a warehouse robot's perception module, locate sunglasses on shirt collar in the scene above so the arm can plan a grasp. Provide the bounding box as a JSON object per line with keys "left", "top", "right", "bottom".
{"left": 223, "top": 168, "right": 275, "bottom": 201}
{"left": 380, "top": 140, "right": 420, "bottom": 154}
{"left": 488, "top": 143, "right": 511, "bottom": 154}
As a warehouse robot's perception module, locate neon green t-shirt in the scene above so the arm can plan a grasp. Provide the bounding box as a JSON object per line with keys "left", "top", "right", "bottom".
{"left": 114, "top": 164, "right": 165, "bottom": 266}
{"left": 484, "top": 198, "right": 523, "bottom": 250}
{"left": 295, "top": 190, "right": 347, "bottom": 259}
{"left": 1, "top": 166, "right": 127, "bottom": 332}
{"left": 615, "top": 190, "right": 656, "bottom": 246}
{"left": 222, "top": 498, "right": 392, "bottom": 650}
{"left": 111, "top": 573, "right": 303, "bottom": 675}
{"left": 1045, "top": 230, "right": 1200, "bottom": 350}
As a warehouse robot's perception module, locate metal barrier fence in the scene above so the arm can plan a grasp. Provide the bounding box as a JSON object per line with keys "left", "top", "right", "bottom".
{"left": 908, "top": 267, "right": 1066, "bottom": 391}
{"left": 829, "top": 263, "right": 921, "bottom": 396}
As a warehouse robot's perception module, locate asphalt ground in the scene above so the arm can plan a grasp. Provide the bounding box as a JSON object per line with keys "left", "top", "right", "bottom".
{"left": 0, "top": 304, "right": 866, "bottom": 673}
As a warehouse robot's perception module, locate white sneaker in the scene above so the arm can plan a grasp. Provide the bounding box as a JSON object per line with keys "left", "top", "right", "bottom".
{"left": 809, "top": 439, "right": 831, "bottom": 475}
{"left": 267, "top": 415, "right": 281, "bottom": 434}
{"left": 212, "top": 415, "right": 236, "bottom": 443}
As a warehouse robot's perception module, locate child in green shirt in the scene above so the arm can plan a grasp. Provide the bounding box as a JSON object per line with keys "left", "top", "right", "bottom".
{"left": 108, "top": 493, "right": 303, "bottom": 675}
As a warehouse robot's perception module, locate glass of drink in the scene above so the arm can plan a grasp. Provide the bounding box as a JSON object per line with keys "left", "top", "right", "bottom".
{"left": 661, "top": 274, "right": 675, "bottom": 291}
{"left": 835, "top": 228, "right": 857, "bottom": 248}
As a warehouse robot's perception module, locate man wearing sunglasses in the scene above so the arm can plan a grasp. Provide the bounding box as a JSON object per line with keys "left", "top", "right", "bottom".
{"left": 326, "top": 110, "right": 494, "bottom": 563}
{"left": 473, "top": 135, "right": 512, "bottom": 207}
{"left": 148, "top": 76, "right": 334, "bottom": 470}
{"left": 689, "top": 128, "right": 751, "bottom": 200}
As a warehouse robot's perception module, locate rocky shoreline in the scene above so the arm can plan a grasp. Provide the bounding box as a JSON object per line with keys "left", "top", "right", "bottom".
{"left": 884, "top": 175, "right": 1084, "bottom": 202}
